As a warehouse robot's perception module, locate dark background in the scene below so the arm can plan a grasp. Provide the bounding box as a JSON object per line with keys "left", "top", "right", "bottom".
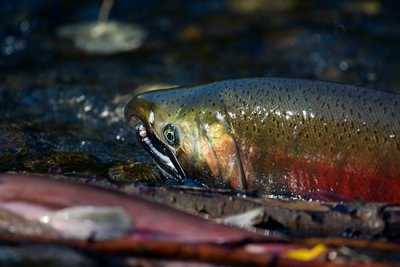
{"left": 0, "top": 0, "right": 399, "bottom": 169}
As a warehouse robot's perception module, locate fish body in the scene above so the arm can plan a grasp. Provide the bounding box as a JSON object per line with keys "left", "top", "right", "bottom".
{"left": 125, "top": 78, "right": 400, "bottom": 202}
{"left": 0, "top": 173, "right": 271, "bottom": 243}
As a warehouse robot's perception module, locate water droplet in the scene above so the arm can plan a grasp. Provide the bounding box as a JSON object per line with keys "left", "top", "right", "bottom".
{"left": 76, "top": 95, "right": 86, "bottom": 103}
{"left": 100, "top": 109, "right": 110, "bottom": 117}
{"left": 339, "top": 61, "right": 348, "bottom": 71}
{"left": 367, "top": 72, "right": 376, "bottom": 81}
{"left": 20, "top": 20, "right": 30, "bottom": 32}
{"left": 3, "top": 45, "right": 13, "bottom": 55}
{"left": 5, "top": 36, "right": 15, "bottom": 45}
{"left": 79, "top": 141, "right": 90, "bottom": 151}
{"left": 84, "top": 104, "right": 92, "bottom": 112}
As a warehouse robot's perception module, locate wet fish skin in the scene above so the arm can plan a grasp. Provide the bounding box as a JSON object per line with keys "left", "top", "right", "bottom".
{"left": 41, "top": 206, "right": 132, "bottom": 240}
{"left": 125, "top": 78, "right": 400, "bottom": 202}
{"left": 0, "top": 208, "right": 61, "bottom": 238}
{"left": 0, "top": 173, "right": 274, "bottom": 243}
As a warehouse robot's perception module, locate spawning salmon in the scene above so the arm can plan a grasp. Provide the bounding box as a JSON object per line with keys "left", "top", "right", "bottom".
{"left": 125, "top": 78, "right": 400, "bottom": 203}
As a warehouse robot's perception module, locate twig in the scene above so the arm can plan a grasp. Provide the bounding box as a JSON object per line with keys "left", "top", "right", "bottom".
{"left": 98, "top": 0, "right": 115, "bottom": 21}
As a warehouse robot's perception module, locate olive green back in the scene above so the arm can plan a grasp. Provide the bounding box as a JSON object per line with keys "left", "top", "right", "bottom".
{"left": 209, "top": 78, "right": 400, "bottom": 192}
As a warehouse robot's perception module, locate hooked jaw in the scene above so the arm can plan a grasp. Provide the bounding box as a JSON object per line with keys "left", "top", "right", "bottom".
{"left": 126, "top": 99, "right": 246, "bottom": 189}
{"left": 125, "top": 96, "right": 186, "bottom": 181}
{"left": 135, "top": 122, "right": 186, "bottom": 182}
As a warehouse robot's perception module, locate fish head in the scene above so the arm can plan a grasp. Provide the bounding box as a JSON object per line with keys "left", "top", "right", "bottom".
{"left": 124, "top": 86, "right": 245, "bottom": 189}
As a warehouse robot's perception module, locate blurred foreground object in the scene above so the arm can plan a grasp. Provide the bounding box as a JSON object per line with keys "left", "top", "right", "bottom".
{"left": 57, "top": 0, "right": 146, "bottom": 54}
{"left": 58, "top": 21, "right": 146, "bottom": 54}
{"left": 0, "top": 173, "right": 400, "bottom": 266}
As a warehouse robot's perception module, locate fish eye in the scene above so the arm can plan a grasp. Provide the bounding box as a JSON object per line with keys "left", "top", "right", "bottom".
{"left": 162, "top": 124, "right": 179, "bottom": 147}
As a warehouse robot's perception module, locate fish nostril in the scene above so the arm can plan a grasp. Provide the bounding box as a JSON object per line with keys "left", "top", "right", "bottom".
{"left": 129, "top": 115, "right": 140, "bottom": 124}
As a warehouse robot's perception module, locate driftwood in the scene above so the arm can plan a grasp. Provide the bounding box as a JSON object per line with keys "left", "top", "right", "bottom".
{"left": 0, "top": 232, "right": 398, "bottom": 267}
{"left": 124, "top": 186, "right": 400, "bottom": 241}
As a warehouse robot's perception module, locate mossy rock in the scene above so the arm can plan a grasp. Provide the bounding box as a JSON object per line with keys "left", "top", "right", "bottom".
{"left": 23, "top": 152, "right": 107, "bottom": 177}
{"left": 108, "top": 161, "right": 161, "bottom": 185}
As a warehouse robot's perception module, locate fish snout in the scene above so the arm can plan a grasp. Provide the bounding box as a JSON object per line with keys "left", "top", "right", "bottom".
{"left": 127, "top": 114, "right": 141, "bottom": 125}
{"left": 124, "top": 101, "right": 141, "bottom": 125}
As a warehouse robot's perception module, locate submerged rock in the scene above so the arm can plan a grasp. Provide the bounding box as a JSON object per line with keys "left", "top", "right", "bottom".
{"left": 108, "top": 161, "right": 161, "bottom": 185}
{"left": 24, "top": 152, "right": 106, "bottom": 177}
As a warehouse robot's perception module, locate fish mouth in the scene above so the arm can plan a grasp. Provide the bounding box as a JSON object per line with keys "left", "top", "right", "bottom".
{"left": 136, "top": 123, "right": 186, "bottom": 182}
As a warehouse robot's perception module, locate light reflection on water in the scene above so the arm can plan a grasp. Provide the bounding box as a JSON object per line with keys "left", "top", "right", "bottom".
{"left": 0, "top": 0, "right": 399, "bottom": 187}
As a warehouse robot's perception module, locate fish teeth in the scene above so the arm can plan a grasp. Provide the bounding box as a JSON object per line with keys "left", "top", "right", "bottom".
{"left": 137, "top": 124, "right": 178, "bottom": 174}
{"left": 139, "top": 125, "right": 147, "bottom": 137}
{"left": 139, "top": 130, "right": 147, "bottom": 137}
{"left": 143, "top": 137, "right": 152, "bottom": 145}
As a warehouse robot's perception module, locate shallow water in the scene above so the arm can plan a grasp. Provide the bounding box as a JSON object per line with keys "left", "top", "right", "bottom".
{"left": 1, "top": 0, "right": 399, "bottom": 183}
{"left": 0, "top": 0, "right": 400, "bottom": 264}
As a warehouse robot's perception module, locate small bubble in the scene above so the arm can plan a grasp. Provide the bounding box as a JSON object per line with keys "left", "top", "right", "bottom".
{"left": 116, "top": 135, "right": 125, "bottom": 141}
{"left": 3, "top": 46, "right": 13, "bottom": 55}
{"left": 367, "top": 72, "right": 376, "bottom": 81}
{"left": 78, "top": 141, "right": 91, "bottom": 151}
{"left": 84, "top": 104, "right": 92, "bottom": 112}
{"left": 76, "top": 95, "right": 86, "bottom": 103}
{"left": 100, "top": 109, "right": 110, "bottom": 117}
{"left": 5, "top": 36, "right": 15, "bottom": 45}
{"left": 20, "top": 20, "right": 30, "bottom": 32}
{"left": 339, "top": 61, "right": 348, "bottom": 71}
